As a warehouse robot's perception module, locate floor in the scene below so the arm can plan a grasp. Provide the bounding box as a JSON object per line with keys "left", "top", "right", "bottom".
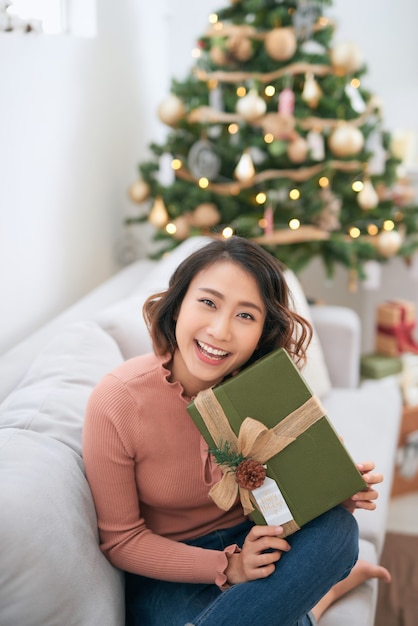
{"left": 386, "top": 492, "right": 418, "bottom": 535}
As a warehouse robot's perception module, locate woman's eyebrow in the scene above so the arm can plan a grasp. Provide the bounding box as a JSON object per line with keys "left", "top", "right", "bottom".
{"left": 197, "top": 287, "right": 264, "bottom": 314}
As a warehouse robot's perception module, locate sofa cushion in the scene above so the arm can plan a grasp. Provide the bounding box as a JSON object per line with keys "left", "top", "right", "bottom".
{"left": 0, "top": 428, "right": 124, "bottom": 626}
{"left": 0, "top": 321, "right": 123, "bottom": 457}
{"left": 322, "top": 376, "right": 402, "bottom": 557}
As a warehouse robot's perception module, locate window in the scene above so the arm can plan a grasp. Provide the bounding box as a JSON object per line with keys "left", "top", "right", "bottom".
{"left": 0, "top": 0, "right": 97, "bottom": 36}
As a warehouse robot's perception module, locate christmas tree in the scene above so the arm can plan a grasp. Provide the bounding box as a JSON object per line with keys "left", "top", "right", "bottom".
{"left": 127, "top": 0, "right": 418, "bottom": 282}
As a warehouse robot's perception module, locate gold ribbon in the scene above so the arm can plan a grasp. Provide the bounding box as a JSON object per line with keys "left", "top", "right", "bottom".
{"left": 194, "top": 389, "right": 325, "bottom": 517}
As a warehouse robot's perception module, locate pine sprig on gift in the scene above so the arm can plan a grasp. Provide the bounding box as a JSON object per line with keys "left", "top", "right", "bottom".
{"left": 208, "top": 440, "right": 245, "bottom": 469}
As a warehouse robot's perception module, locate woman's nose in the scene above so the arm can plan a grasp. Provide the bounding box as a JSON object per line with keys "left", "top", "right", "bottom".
{"left": 207, "top": 314, "right": 232, "bottom": 341}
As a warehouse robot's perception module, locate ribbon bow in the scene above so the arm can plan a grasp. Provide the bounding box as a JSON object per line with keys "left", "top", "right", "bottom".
{"left": 194, "top": 389, "right": 325, "bottom": 516}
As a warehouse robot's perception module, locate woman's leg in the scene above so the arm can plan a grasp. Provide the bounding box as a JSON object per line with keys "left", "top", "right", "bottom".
{"left": 125, "top": 507, "right": 358, "bottom": 626}
{"left": 190, "top": 506, "right": 359, "bottom": 626}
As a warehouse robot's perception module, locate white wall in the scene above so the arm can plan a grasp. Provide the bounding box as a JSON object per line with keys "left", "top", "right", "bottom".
{"left": 1, "top": 0, "right": 417, "bottom": 356}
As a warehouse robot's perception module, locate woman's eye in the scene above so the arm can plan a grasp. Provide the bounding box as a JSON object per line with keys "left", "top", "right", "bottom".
{"left": 238, "top": 312, "right": 255, "bottom": 320}
{"left": 199, "top": 298, "right": 216, "bottom": 308}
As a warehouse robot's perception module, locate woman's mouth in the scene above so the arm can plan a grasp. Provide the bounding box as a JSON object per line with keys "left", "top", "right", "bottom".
{"left": 196, "top": 340, "right": 230, "bottom": 361}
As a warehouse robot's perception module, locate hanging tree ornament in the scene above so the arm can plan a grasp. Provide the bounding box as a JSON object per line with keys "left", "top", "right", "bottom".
{"left": 287, "top": 135, "right": 309, "bottom": 163}
{"left": 128, "top": 179, "right": 150, "bottom": 204}
{"left": 328, "top": 122, "right": 364, "bottom": 157}
{"left": 366, "top": 131, "right": 386, "bottom": 176}
{"left": 307, "top": 129, "right": 325, "bottom": 161}
{"left": 293, "top": 0, "right": 320, "bottom": 41}
{"left": 188, "top": 139, "right": 221, "bottom": 180}
{"left": 357, "top": 178, "right": 379, "bottom": 210}
{"left": 234, "top": 149, "right": 255, "bottom": 181}
{"left": 375, "top": 229, "right": 403, "bottom": 258}
{"left": 148, "top": 197, "right": 169, "bottom": 228}
{"left": 330, "top": 41, "right": 364, "bottom": 75}
{"left": 191, "top": 203, "right": 221, "bottom": 228}
{"left": 278, "top": 84, "right": 295, "bottom": 116}
{"left": 345, "top": 82, "right": 366, "bottom": 114}
{"left": 301, "top": 72, "right": 322, "bottom": 108}
{"left": 313, "top": 188, "right": 342, "bottom": 231}
{"left": 264, "top": 27, "right": 297, "bottom": 61}
{"left": 236, "top": 89, "right": 267, "bottom": 122}
{"left": 158, "top": 94, "right": 186, "bottom": 127}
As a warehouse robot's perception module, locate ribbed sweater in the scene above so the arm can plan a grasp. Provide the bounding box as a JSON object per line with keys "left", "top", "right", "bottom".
{"left": 82, "top": 352, "right": 246, "bottom": 586}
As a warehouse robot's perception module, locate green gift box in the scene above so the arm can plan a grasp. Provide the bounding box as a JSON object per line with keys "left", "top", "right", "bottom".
{"left": 360, "top": 353, "right": 403, "bottom": 380}
{"left": 187, "top": 348, "right": 366, "bottom": 536}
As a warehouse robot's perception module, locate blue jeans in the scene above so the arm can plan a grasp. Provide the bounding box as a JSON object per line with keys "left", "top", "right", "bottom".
{"left": 125, "top": 506, "right": 359, "bottom": 626}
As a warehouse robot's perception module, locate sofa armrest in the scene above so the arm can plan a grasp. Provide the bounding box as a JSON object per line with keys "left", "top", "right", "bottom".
{"left": 310, "top": 305, "right": 361, "bottom": 389}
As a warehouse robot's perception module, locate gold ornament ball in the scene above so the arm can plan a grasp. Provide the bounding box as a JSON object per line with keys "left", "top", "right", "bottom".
{"left": 129, "top": 180, "right": 150, "bottom": 204}
{"left": 172, "top": 216, "right": 191, "bottom": 240}
{"left": 192, "top": 203, "right": 221, "bottom": 228}
{"left": 228, "top": 35, "right": 253, "bottom": 62}
{"left": 328, "top": 123, "right": 364, "bottom": 157}
{"left": 210, "top": 46, "right": 229, "bottom": 66}
{"left": 264, "top": 28, "right": 297, "bottom": 62}
{"left": 158, "top": 95, "right": 186, "bottom": 127}
{"left": 287, "top": 136, "right": 309, "bottom": 163}
{"left": 330, "top": 41, "right": 364, "bottom": 75}
{"left": 376, "top": 230, "right": 402, "bottom": 258}
{"left": 259, "top": 112, "right": 295, "bottom": 140}
{"left": 236, "top": 89, "right": 266, "bottom": 122}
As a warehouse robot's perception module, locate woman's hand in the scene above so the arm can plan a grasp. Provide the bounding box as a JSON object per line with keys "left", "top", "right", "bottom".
{"left": 225, "top": 524, "right": 290, "bottom": 585}
{"left": 341, "top": 461, "right": 383, "bottom": 514}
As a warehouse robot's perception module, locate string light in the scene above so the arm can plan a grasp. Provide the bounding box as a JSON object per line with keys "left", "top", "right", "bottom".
{"left": 191, "top": 48, "right": 201, "bottom": 59}
{"left": 318, "top": 177, "right": 329, "bottom": 188}
{"left": 383, "top": 220, "right": 395, "bottom": 231}
{"left": 352, "top": 180, "right": 364, "bottom": 192}
{"left": 289, "top": 219, "right": 300, "bottom": 230}
{"left": 199, "top": 177, "right": 209, "bottom": 189}
{"left": 367, "top": 224, "right": 379, "bottom": 236}
{"left": 289, "top": 189, "right": 300, "bottom": 200}
{"left": 349, "top": 227, "right": 361, "bottom": 238}
{"left": 166, "top": 223, "right": 176, "bottom": 235}
{"left": 236, "top": 86, "right": 246, "bottom": 97}
{"left": 264, "top": 133, "right": 274, "bottom": 144}
{"left": 228, "top": 123, "right": 239, "bottom": 135}
{"left": 222, "top": 226, "right": 234, "bottom": 238}
{"left": 350, "top": 78, "right": 361, "bottom": 89}
{"left": 171, "top": 158, "right": 182, "bottom": 170}
{"left": 265, "top": 85, "right": 275, "bottom": 97}
{"left": 209, "top": 13, "right": 218, "bottom": 24}
{"left": 256, "top": 192, "right": 267, "bottom": 204}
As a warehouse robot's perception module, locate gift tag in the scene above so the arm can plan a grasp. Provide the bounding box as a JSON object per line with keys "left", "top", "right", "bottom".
{"left": 251, "top": 477, "right": 294, "bottom": 526}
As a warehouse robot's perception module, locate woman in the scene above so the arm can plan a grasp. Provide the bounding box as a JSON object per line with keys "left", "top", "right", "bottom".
{"left": 83, "top": 236, "right": 389, "bottom": 626}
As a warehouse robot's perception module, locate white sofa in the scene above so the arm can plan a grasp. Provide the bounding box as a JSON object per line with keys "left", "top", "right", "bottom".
{"left": 0, "top": 237, "right": 402, "bottom": 626}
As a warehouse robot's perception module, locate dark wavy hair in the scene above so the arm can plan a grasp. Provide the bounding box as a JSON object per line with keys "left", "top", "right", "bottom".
{"left": 143, "top": 237, "right": 312, "bottom": 368}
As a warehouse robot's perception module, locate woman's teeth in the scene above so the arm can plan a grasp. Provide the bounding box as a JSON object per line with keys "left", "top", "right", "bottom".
{"left": 197, "top": 340, "right": 228, "bottom": 359}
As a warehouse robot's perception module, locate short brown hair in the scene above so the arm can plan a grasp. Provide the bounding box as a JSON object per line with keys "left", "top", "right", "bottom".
{"left": 143, "top": 237, "right": 312, "bottom": 368}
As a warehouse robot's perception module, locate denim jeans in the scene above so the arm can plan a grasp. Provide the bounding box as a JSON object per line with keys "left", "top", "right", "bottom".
{"left": 125, "top": 506, "right": 359, "bottom": 626}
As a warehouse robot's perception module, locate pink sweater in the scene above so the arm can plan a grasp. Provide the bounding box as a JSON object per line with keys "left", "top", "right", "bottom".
{"left": 82, "top": 352, "right": 246, "bottom": 586}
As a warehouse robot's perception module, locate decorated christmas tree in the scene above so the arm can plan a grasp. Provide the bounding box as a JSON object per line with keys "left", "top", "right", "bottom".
{"left": 128, "top": 0, "right": 418, "bottom": 284}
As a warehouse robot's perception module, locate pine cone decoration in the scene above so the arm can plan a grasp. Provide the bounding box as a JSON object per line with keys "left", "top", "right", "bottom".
{"left": 235, "top": 459, "right": 266, "bottom": 490}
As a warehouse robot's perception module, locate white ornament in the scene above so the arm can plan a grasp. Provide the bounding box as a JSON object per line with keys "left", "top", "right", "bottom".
{"left": 236, "top": 89, "right": 267, "bottom": 122}
{"left": 361, "top": 260, "right": 381, "bottom": 290}
{"left": 234, "top": 150, "right": 255, "bottom": 181}
{"left": 357, "top": 179, "right": 379, "bottom": 210}
{"left": 328, "top": 123, "right": 364, "bottom": 157}
{"left": 330, "top": 42, "right": 364, "bottom": 74}
{"left": 376, "top": 230, "right": 402, "bottom": 258}
{"left": 307, "top": 130, "right": 325, "bottom": 161}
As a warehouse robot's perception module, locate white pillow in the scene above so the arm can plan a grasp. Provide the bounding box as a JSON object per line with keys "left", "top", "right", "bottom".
{"left": 0, "top": 320, "right": 124, "bottom": 456}
{"left": 284, "top": 269, "right": 332, "bottom": 398}
{"left": 0, "top": 428, "right": 124, "bottom": 626}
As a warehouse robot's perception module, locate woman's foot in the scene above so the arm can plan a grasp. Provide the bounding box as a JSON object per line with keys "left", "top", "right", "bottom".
{"left": 312, "top": 560, "right": 391, "bottom": 621}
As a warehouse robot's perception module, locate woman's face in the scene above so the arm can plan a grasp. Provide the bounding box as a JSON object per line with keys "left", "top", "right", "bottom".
{"left": 171, "top": 260, "right": 266, "bottom": 398}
